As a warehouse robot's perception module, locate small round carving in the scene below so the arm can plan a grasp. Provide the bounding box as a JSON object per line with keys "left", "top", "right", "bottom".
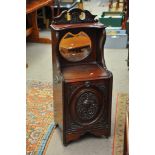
{"left": 76, "top": 91, "right": 99, "bottom": 121}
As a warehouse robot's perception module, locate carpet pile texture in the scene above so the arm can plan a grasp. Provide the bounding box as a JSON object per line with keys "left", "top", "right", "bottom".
{"left": 26, "top": 81, "right": 55, "bottom": 155}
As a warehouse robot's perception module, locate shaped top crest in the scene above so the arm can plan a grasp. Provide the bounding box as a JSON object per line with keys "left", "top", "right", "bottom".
{"left": 52, "top": 8, "right": 98, "bottom": 25}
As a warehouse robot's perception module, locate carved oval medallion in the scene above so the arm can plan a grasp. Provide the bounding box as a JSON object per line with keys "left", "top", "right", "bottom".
{"left": 70, "top": 87, "right": 103, "bottom": 125}
{"left": 76, "top": 91, "right": 99, "bottom": 121}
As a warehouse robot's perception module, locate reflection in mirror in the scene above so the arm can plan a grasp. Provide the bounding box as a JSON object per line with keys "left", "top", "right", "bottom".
{"left": 59, "top": 32, "right": 92, "bottom": 62}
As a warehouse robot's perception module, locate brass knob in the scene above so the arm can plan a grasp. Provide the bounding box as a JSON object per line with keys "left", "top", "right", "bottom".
{"left": 67, "top": 12, "right": 71, "bottom": 21}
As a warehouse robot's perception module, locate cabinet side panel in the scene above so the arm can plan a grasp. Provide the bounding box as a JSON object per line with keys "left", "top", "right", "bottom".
{"left": 52, "top": 31, "right": 63, "bottom": 131}
{"left": 107, "top": 72, "right": 113, "bottom": 136}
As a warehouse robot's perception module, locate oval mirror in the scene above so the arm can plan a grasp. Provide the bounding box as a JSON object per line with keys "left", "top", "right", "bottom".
{"left": 59, "top": 32, "right": 92, "bottom": 62}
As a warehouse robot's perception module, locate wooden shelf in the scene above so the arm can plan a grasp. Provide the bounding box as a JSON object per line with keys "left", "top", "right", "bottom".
{"left": 26, "top": 0, "right": 52, "bottom": 14}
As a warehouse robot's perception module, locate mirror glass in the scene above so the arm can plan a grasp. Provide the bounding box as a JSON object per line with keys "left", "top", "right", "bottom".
{"left": 59, "top": 32, "right": 92, "bottom": 62}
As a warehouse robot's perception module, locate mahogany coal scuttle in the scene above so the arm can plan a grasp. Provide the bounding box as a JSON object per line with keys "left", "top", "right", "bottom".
{"left": 50, "top": 8, "right": 113, "bottom": 146}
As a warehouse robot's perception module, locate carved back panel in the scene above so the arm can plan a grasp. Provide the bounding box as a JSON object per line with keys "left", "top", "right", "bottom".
{"left": 52, "top": 8, "right": 98, "bottom": 24}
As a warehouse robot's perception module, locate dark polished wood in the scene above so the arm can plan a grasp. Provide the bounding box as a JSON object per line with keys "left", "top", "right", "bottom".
{"left": 51, "top": 22, "right": 104, "bottom": 30}
{"left": 26, "top": 0, "right": 53, "bottom": 43}
{"left": 51, "top": 8, "right": 113, "bottom": 146}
